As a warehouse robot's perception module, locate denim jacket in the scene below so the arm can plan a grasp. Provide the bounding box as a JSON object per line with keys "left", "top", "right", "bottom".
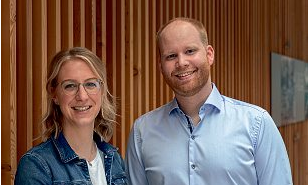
{"left": 14, "top": 132, "right": 128, "bottom": 185}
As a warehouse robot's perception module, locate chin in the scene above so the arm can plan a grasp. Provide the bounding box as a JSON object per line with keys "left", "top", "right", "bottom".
{"left": 74, "top": 118, "right": 95, "bottom": 126}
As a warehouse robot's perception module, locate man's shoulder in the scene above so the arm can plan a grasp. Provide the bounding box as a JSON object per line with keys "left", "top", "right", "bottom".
{"left": 222, "top": 95, "right": 266, "bottom": 113}
{"left": 134, "top": 101, "right": 174, "bottom": 127}
{"left": 139, "top": 101, "right": 173, "bottom": 118}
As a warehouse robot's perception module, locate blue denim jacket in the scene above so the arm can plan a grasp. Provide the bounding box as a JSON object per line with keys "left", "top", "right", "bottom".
{"left": 14, "top": 132, "right": 128, "bottom": 185}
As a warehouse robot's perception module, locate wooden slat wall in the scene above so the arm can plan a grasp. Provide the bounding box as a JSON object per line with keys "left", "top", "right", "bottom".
{"left": 1, "top": 0, "right": 308, "bottom": 184}
{"left": 1, "top": 0, "right": 17, "bottom": 184}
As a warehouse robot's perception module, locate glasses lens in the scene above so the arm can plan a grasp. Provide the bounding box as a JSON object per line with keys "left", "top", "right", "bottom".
{"left": 83, "top": 79, "right": 101, "bottom": 94}
{"left": 60, "top": 79, "right": 102, "bottom": 95}
{"left": 61, "top": 81, "right": 78, "bottom": 95}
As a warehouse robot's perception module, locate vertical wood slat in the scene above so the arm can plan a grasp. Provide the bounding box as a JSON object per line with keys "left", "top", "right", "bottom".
{"left": 100, "top": 0, "right": 106, "bottom": 63}
{"left": 110, "top": 0, "right": 121, "bottom": 149}
{"left": 124, "top": 0, "right": 134, "bottom": 153}
{"left": 61, "top": 0, "right": 73, "bottom": 49}
{"left": 32, "top": 0, "right": 47, "bottom": 145}
{"left": 144, "top": 0, "right": 150, "bottom": 113}
{"left": 120, "top": 0, "right": 127, "bottom": 155}
{"left": 26, "top": 0, "right": 33, "bottom": 155}
{"left": 136, "top": 0, "right": 142, "bottom": 118}
{"left": 105, "top": 0, "right": 117, "bottom": 145}
{"left": 16, "top": 0, "right": 33, "bottom": 160}
{"left": 162, "top": 0, "right": 169, "bottom": 103}
{"left": 10, "top": 0, "right": 17, "bottom": 180}
{"left": 47, "top": 0, "right": 61, "bottom": 63}
{"left": 149, "top": 0, "right": 157, "bottom": 111}
{"left": 85, "top": 0, "right": 96, "bottom": 52}
{"left": 1, "top": 0, "right": 17, "bottom": 184}
{"left": 156, "top": 0, "right": 164, "bottom": 107}
{"left": 73, "top": 0, "right": 85, "bottom": 47}
{"left": 80, "top": 0, "right": 86, "bottom": 47}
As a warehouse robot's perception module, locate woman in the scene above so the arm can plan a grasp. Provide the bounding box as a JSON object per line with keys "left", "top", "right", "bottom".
{"left": 15, "top": 47, "right": 128, "bottom": 185}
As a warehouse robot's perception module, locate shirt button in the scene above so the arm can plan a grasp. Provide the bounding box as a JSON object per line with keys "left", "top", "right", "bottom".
{"left": 191, "top": 135, "right": 195, "bottom": 140}
{"left": 191, "top": 164, "right": 196, "bottom": 169}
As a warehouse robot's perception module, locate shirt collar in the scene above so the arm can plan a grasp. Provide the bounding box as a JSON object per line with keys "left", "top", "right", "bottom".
{"left": 204, "top": 83, "right": 223, "bottom": 112}
{"left": 168, "top": 83, "right": 223, "bottom": 115}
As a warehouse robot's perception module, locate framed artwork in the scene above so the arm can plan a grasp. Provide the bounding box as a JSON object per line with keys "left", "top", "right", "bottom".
{"left": 271, "top": 52, "right": 308, "bottom": 126}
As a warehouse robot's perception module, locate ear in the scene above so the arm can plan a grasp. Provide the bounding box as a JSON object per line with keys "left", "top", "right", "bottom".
{"left": 50, "top": 87, "right": 59, "bottom": 105}
{"left": 157, "top": 53, "right": 162, "bottom": 73}
{"left": 53, "top": 98, "right": 59, "bottom": 105}
{"left": 206, "top": 45, "right": 215, "bottom": 66}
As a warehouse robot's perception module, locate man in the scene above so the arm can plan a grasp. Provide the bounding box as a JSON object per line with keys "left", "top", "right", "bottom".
{"left": 125, "top": 17, "right": 292, "bottom": 185}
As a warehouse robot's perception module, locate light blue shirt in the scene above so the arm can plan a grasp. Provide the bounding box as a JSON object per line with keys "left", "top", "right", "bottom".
{"left": 125, "top": 84, "right": 293, "bottom": 185}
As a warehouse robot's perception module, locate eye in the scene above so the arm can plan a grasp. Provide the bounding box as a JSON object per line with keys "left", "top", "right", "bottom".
{"left": 165, "top": 53, "right": 177, "bottom": 61}
{"left": 63, "top": 82, "right": 77, "bottom": 91}
{"left": 84, "top": 81, "right": 99, "bottom": 89}
{"left": 186, "top": 49, "right": 196, "bottom": 55}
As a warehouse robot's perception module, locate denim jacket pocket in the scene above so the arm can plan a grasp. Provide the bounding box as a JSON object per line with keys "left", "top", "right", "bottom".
{"left": 111, "top": 172, "right": 128, "bottom": 185}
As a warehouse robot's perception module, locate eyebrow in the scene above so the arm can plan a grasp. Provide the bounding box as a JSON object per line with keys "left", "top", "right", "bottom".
{"left": 60, "top": 77, "right": 99, "bottom": 83}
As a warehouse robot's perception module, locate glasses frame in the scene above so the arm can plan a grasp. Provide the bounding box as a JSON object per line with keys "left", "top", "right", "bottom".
{"left": 58, "top": 78, "right": 103, "bottom": 96}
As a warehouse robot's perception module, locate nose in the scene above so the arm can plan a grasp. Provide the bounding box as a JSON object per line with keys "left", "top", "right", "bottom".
{"left": 75, "top": 84, "right": 88, "bottom": 100}
{"left": 176, "top": 54, "right": 189, "bottom": 67}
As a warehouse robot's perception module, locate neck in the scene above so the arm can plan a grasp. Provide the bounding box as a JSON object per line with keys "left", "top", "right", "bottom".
{"left": 176, "top": 82, "right": 212, "bottom": 125}
{"left": 63, "top": 126, "right": 97, "bottom": 162}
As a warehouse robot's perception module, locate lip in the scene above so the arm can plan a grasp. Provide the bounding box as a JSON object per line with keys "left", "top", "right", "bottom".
{"left": 174, "top": 70, "right": 195, "bottom": 80}
{"left": 71, "top": 105, "right": 92, "bottom": 111}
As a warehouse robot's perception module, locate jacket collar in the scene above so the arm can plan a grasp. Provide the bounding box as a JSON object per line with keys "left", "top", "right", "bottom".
{"left": 93, "top": 132, "right": 118, "bottom": 154}
{"left": 51, "top": 131, "right": 117, "bottom": 163}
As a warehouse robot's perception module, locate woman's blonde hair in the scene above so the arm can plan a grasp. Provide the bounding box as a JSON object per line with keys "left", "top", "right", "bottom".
{"left": 42, "top": 47, "right": 116, "bottom": 142}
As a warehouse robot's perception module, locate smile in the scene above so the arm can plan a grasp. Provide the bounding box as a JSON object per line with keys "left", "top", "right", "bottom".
{"left": 175, "top": 71, "right": 194, "bottom": 78}
{"left": 72, "top": 106, "right": 91, "bottom": 111}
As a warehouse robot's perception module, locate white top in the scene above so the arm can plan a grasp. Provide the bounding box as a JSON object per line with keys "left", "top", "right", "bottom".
{"left": 87, "top": 147, "right": 107, "bottom": 185}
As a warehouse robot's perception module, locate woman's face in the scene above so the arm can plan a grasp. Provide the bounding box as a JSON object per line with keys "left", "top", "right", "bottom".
{"left": 54, "top": 58, "right": 102, "bottom": 129}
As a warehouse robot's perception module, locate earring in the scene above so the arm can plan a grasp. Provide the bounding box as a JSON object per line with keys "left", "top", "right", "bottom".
{"left": 53, "top": 98, "right": 59, "bottom": 105}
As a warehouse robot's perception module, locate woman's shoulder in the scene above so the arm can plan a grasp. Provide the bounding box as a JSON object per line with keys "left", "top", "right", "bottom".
{"left": 22, "top": 138, "right": 54, "bottom": 158}
{"left": 16, "top": 139, "right": 55, "bottom": 178}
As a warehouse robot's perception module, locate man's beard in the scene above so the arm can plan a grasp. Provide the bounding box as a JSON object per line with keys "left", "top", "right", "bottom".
{"left": 163, "top": 66, "right": 210, "bottom": 97}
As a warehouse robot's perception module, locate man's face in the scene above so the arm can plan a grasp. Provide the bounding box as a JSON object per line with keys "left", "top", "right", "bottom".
{"left": 158, "top": 21, "right": 214, "bottom": 97}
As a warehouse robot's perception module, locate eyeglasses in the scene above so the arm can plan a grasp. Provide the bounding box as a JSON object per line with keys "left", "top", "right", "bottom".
{"left": 59, "top": 78, "right": 102, "bottom": 96}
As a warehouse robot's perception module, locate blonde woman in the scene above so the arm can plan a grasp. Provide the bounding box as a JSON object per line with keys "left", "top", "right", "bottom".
{"left": 15, "top": 47, "right": 127, "bottom": 185}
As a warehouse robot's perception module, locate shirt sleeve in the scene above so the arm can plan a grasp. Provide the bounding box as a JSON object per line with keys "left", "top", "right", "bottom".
{"left": 254, "top": 111, "right": 293, "bottom": 185}
{"left": 125, "top": 120, "right": 149, "bottom": 185}
{"left": 14, "top": 153, "right": 52, "bottom": 185}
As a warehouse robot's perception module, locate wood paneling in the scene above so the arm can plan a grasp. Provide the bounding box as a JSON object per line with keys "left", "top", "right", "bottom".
{"left": 16, "top": 0, "right": 33, "bottom": 161}
{"left": 1, "top": 0, "right": 17, "bottom": 184}
{"left": 2, "top": 0, "right": 308, "bottom": 184}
